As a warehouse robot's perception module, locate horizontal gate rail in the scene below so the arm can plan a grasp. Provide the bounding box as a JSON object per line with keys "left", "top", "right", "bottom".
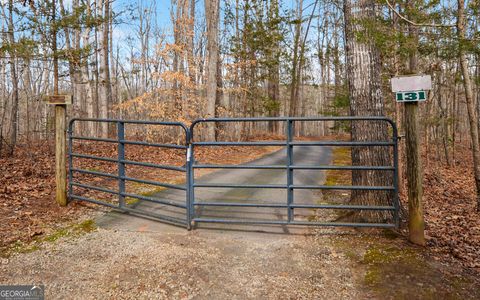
{"left": 71, "top": 153, "right": 186, "bottom": 171}
{"left": 70, "top": 136, "right": 117, "bottom": 143}
{"left": 190, "top": 218, "right": 395, "bottom": 228}
{"left": 68, "top": 118, "right": 191, "bottom": 229}
{"left": 194, "top": 164, "right": 286, "bottom": 169}
{"left": 119, "top": 160, "right": 186, "bottom": 171}
{"left": 70, "top": 136, "right": 188, "bottom": 150}
{"left": 192, "top": 141, "right": 394, "bottom": 147}
{"left": 290, "top": 185, "right": 395, "bottom": 190}
{"left": 71, "top": 153, "right": 118, "bottom": 163}
{"left": 193, "top": 164, "right": 395, "bottom": 171}
{"left": 291, "top": 165, "right": 395, "bottom": 170}
{"left": 289, "top": 141, "right": 395, "bottom": 146}
{"left": 193, "top": 183, "right": 395, "bottom": 190}
{"left": 194, "top": 202, "right": 395, "bottom": 210}
{"left": 119, "top": 140, "right": 187, "bottom": 149}
{"left": 121, "top": 192, "right": 187, "bottom": 208}
{"left": 123, "top": 176, "right": 187, "bottom": 190}
{"left": 71, "top": 182, "right": 118, "bottom": 195}
{"left": 190, "top": 116, "right": 400, "bottom": 228}
{"left": 71, "top": 168, "right": 117, "bottom": 179}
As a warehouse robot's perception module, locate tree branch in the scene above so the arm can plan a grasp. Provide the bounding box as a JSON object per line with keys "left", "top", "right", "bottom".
{"left": 385, "top": 0, "right": 455, "bottom": 28}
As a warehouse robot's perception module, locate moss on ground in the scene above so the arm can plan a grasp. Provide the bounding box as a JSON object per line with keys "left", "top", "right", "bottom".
{"left": 333, "top": 234, "right": 479, "bottom": 299}
{"left": 125, "top": 187, "right": 168, "bottom": 205}
{"left": 126, "top": 178, "right": 186, "bottom": 205}
{"left": 323, "top": 147, "right": 351, "bottom": 196}
{"left": 1, "top": 219, "right": 97, "bottom": 258}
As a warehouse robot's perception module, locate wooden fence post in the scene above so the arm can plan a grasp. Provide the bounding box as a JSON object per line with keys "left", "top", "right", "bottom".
{"left": 405, "top": 102, "right": 425, "bottom": 245}
{"left": 391, "top": 73, "right": 429, "bottom": 246}
{"left": 55, "top": 104, "right": 67, "bottom": 206}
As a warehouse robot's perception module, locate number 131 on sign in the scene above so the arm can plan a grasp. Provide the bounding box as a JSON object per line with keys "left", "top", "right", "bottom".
{"left": 396, "top": 91, "right": 427, "bottom": 102}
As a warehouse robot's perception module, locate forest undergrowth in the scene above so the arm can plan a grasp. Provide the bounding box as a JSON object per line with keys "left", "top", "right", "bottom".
{"left": 419, "top": 144, "right": 480, "bottom": 271}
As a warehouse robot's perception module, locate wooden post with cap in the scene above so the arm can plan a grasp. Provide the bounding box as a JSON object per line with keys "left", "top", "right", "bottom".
{"left": 51, "top": 0, "right": 68, "bottom": 206}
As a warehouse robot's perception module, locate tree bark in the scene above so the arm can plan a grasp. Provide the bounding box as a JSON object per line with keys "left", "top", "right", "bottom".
{"left": 344, "top": 0, "right": 393, "bottom": 222}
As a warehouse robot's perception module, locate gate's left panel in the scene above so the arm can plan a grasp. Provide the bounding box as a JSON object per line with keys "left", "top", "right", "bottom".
{"left": 67, "top": 119, "right": 190, "bottom": 228}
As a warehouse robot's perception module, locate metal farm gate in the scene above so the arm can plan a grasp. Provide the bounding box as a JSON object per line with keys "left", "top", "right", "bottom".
{"left": 68, "top": 117, "right": 399, "bottom": 230}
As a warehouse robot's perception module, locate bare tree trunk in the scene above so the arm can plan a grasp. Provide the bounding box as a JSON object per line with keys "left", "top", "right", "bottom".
{"left": 171, "top": 0, "right": 183, "bottom": 110}
{"left": 98, "top": 0, "right": 111, "bottom": 138}
{"left": 204, "top": 0, "right": 220, "bottom": 140}
{"left": 109, "top": 0, "right": 117, "bottom": 121}
{"left": 0, "top": 48, "right": 6, "bottom": 154}
{"left": 60, "top": 0, "right": 81, "bottom": 135}
{"left": 344, "top": 0, "right": 393, "bottom": 222}
{"left": 22, "top": 59, "right": 34, "bottom": 142}
{"left": 267, "top": 0, "right": 280, "bottom": 133}
{"left": 288, "top": 0, "right": 303, "bottom": 118}
{"left": 214, "top": 46, "right": 223, "bottom": 140}
{"left": 457, "top": 0, "right": 480, "bottom": 211}
{"left": 6, "top": 0, "right": 18, "bottom": 156}
{"left": 188, "top": 0, "right": 196, "bottom": 83}
{"left": 82, "top": 0, "right": 95, "bottom": 136}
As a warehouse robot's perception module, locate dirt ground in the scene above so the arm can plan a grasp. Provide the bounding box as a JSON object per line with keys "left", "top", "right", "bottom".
{"left": 0, "top": 223, "right": 358, "bottom": 299}
{"left": 1, "top": 214, "right": 479, "bottom": 299}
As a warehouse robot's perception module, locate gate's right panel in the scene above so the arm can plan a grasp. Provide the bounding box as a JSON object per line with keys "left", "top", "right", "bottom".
{"left": 188, "top": 117, "right": 399, "bottom": 230}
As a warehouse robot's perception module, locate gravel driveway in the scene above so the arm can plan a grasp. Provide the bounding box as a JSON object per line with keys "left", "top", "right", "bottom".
{"left": 0, "top": 146, "right": 365, "bottom": 299}
{"left": 0, "top": 227, "right": 362, "bottom": 299}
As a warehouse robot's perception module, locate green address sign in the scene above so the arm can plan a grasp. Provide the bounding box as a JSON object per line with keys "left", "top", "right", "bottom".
{"left": 396, "top": 91, "right": 427, "bottom": 102}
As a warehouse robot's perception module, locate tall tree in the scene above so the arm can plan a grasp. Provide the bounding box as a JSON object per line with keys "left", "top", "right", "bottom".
{"left": 98, "top": 0, "right": 112, "bottom": 137}
{"left": 288, "top": 0, "right": 303, "bottom": 118}
{"left": 344, "top": 0, "right": 393, "bottom": 221}
{"left": 266, "top": 0, "right": 281, "bottom": 133}
{"left": 204, "top": 0, "right": 220, "bottom": 140}
{"left": 4, "top": 0, "right": 19, "bottom": 156}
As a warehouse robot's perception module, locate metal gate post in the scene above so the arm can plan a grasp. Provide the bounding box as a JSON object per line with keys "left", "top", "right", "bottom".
{"left": 67, "top": 121, "right": 74, "bottom": 202}
{"left": 117, "top": 121, "right": 126, "bottom": 208}
{"left": 186, "top": 144, "right": 194, "bottom": 230}
{"left": 392, "top": 125, "right": 400, "bottom": 228}
{"left": 286, "top": 119, "right": 294, "bottom": 222}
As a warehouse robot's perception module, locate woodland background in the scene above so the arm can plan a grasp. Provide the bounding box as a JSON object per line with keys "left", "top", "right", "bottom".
{"left": 0, "top": 0, "right": 478, "bottom": 153}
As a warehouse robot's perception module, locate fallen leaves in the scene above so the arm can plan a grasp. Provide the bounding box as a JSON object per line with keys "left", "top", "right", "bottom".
{"left": 401, "top": 145, "right": 480, "bottom": 271}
